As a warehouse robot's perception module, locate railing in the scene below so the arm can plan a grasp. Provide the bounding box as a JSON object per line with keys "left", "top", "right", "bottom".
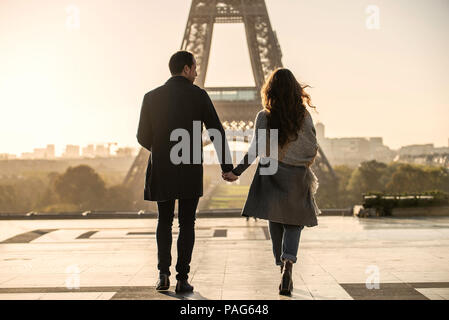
{"left": 205, "top": 87, "right": 258, "bottom": 102}
{"left": 0, "top": 208, "right": 355, "bottom": 219}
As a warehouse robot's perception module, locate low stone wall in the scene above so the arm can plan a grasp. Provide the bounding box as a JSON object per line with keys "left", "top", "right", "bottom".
{"left": 391, "top": 206, "right": 449, "bottom": 217}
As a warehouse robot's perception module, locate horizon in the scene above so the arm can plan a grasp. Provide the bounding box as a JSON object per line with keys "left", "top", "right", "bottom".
{"left": 1, "top": 0, "right": 448, "bottom": 156}
{"left": 3, "top": 130, "right": 448, "bottom": 159}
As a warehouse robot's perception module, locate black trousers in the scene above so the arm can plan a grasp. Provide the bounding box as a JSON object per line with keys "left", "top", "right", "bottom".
{"left": 156, "top": 197, "right": 199, "bottom": 280}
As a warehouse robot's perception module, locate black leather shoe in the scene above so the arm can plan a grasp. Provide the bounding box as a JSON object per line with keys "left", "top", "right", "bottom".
{"left": 279, "top": 260, "right": 293, "bottom": 296}
{"left": 156, "top": 274, "right": 170, "bottom": 291}
{"left": 175, "top": 279, "right": 194, "bottom": 293}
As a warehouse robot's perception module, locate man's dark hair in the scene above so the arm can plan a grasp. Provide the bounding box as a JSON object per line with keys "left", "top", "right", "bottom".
{"left": 169, "top": 51, "right": 194, "bottom": 75}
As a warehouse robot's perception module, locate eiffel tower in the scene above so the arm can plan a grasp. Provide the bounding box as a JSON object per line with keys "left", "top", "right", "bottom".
{"left": 123, "top": 0, "right": 337, "bottom": 208}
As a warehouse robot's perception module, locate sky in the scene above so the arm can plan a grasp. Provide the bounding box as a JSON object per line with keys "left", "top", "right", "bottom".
{"left": 0, "top": 0, "right": 448, "bottom": 156}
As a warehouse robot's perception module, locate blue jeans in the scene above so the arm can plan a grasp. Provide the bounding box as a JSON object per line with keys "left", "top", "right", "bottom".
{"left": 268, "top": 221, "right": 304, "bottom": 266}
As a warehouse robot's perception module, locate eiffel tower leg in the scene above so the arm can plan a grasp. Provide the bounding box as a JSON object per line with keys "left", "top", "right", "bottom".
{"left": 122, "top": 147, "right": 152, "bottom": 209}
{"left": 181, "top": 1, "right": 215, "bottom": 88}
{"left": 316, "top": 146, "right": 337, "bottom": 181}
{"left": 243, "top": 0, "right": 283, "bottom": 87}
{"left": 244, "top": 16, "right": 266, "bottom": 89}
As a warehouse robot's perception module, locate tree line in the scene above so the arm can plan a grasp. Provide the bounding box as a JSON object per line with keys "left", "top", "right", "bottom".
{"left": 0, "top": 165, "right": 134, "bottom": 212}
{"left": 315, "top": 160, "right": 449, "bottom": 208}
{"left": 0, "top": 161, "right": 448, "bottom": 212}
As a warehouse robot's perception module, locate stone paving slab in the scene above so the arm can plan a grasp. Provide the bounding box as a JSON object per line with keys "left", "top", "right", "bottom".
{"left": 0, "top": 216, "right": 448, "bottom": 300}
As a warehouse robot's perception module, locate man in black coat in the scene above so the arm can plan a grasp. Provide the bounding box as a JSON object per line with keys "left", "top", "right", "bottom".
{"left": 136, "top": 51, "right": 236, "bottom": 293}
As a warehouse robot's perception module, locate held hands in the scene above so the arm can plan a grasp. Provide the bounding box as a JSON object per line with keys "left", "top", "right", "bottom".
{"left": 222, "top": 171, "right": 239, "bottom": 182}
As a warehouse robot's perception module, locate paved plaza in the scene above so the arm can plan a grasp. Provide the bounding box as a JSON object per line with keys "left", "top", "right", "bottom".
{"left": 0, "top": 216, "right": 448, "bottom": 300}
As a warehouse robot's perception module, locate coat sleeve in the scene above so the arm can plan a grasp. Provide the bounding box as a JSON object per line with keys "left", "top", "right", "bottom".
{"left": 136, "top": 94, "right": 153, "bottom": 151}
{"left": 231, "top": 111, "right": 264, "bottom": 176}
{"left": 200, "top": 89, "right": 234, "bottom": 173}
{"left": 308, "top": 111, "right": 319, "bottom": 155}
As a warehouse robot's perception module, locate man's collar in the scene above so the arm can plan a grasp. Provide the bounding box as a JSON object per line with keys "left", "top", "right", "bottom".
{"left": 165, "top": 75, "right": 192, "bottom": 85}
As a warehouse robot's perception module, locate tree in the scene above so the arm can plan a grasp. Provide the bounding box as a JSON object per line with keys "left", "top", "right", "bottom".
{"left": 101, "top": 185, "right": 134, "bottom": 211}
{"left": 54, "top": 165, "right": 106, "bottom": 210}
{"left": 347, "top": 160, "right": 388, "bottom": 203}
{"left": 387, "top": 164, "right": 449, "bottom": 193}
{"left": 0, "top": 176, "right": 47, "bottom": 212}
{"left": 334, "top": 165, "right": 355, "bottom": 207}
{"left": 424, "top": 166, "right": 449, "bottom": 193}
{"left": 315, "top": 169, "right": 339, "bottom": 209}
{"left": 36, "top": 172, "right": 61, "bottom": 210}
{"left": 315, "top": 165, "right": 355, "bottom": 209}
{"left": 0, "top": 185, "right": 18, "bottom": 212}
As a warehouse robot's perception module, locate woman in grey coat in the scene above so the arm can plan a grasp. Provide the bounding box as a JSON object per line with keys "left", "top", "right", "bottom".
{"left": 222, "top": 68, "right": 321, "bottom": 296}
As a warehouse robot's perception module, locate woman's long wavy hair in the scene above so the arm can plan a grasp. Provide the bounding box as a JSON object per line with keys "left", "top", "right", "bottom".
{"left": 261, "top": 68, "right": 316, "bottom": 150}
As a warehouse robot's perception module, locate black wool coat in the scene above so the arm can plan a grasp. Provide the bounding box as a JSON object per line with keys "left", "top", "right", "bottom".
{"left": 137, "top": 76, "right": 234, "bottom": 201}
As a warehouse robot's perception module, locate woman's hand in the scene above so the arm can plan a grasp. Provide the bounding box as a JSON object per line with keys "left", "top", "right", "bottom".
{"left": 222, "top": 171, "right": 239, "bottom": 182}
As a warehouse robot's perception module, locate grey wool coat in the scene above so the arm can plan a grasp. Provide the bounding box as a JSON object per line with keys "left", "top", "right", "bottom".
{"left": 136, "top": 76, "right": 233, "bottom": 201}
{"left": 232, "top": 110, "right": 321, "bottom": 227}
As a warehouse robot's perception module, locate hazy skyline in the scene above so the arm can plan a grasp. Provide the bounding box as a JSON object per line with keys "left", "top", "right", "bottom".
{"left": 1, "top": 0, "right": 448, "bottom": 157}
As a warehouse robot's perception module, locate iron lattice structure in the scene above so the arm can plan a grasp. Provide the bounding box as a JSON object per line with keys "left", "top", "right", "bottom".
{"left": 181, "top": 0, "right": 283, "bottom": 121}
{"left": 181, "top": 0, "right": 283, "bottom": 90}
{"left": 124, "top": 0, "right": 337, "bottom": 208}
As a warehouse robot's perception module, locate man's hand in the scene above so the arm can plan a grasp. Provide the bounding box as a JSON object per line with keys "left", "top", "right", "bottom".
{"left": 222, "top": 171, "right": 238, "bottom": 182}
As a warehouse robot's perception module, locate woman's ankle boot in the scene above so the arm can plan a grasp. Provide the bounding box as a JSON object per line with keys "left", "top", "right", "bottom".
{"left": 279, "top": 260, "right": 293, "bottom": 295}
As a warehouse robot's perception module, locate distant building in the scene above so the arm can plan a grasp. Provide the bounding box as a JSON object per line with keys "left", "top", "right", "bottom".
{"left": 396, "top": 143, "right": 449, "bottom": 167}
{"left": 315, "top": 122, "right": 325, "bottom": 142}
{"left": 316, "top": 123, "right": 395, "bottom": 166}
{"left": 115, "top": 147, "right": 135, "bottom": 157}
{"left": 95, "top": 144, "right": 110, "bottom": 157}
{"left": 0, "top": 153, "right": 17, "bottom": 160}
{"left": 435, "top": 146, "right": 449, "bottom": 154}
{"left": 18, "top": 144, "right": 55, "bottom": 159}
{"left": 82, "top": 144, "right": 95, "bottom": 158}
{"left": 399, "top": 144, "right": 434, "bottom": 156}
{"left": 32, "top": 147, "right": 47, "bottom": 159}
{"left": 61, "top": 145, "right": 80, "bottom": 158}
{"left": 20, "top": 152, "right": 35, "bottom": 159}
{"left": 398, "top": 143, "right": 449, "bottom": 156}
